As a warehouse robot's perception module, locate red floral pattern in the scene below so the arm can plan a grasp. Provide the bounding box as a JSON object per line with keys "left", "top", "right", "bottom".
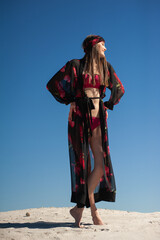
{"left": 46, "top": 58, "right": 125, "bottom": 207}
{"left": 60, "top": 65, "right": 66, "bottom": 72}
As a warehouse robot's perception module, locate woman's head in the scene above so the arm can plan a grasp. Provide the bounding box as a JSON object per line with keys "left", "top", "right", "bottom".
{"left": 82, "top": 35, "right": 106, "bottom": 56}
{"left": 82, "top": 34, "right": 108, "bottom": 86}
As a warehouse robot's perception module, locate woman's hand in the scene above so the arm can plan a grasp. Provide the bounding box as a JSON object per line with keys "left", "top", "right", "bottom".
{"left": 106, "top": 110, "right": 108, "bottom": 119}
{"left": 68, "top": 102, "right": 76, "bottom": 121}
{"left": 105, "top": 107, "right": 108, "bottom": 119}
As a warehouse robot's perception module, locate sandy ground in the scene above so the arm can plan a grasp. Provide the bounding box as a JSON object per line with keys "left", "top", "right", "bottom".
{"left": 0, "top": 207, "right": 160, "bottom": 240}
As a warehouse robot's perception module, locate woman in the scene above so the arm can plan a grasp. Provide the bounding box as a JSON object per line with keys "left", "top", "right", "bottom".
{"left": 46, "top": 35, "right": 125, "bottom": 227}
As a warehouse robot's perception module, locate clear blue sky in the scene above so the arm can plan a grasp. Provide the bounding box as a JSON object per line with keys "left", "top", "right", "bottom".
{"left": 1, "top": 0, "right": 160, "bottom": 213}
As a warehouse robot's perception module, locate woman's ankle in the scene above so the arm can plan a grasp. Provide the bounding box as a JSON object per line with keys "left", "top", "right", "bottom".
{"left": 75, "top": 206, "right": 84, "bottom": 212}
{"left": 90, "top": 204, "right": 97, "bottom": 215}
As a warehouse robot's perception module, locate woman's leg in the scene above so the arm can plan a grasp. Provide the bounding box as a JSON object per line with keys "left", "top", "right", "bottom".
{"left": 88, "top": 125, "right": 104, "bottom": 225}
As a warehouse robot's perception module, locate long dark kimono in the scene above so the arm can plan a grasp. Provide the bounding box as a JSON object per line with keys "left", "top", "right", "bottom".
{"left": 46, "top": 57, "right": 125, "bottom": 207}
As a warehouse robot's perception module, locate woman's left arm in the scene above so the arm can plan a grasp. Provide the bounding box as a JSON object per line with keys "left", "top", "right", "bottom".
{"left": 104, "top": 62, "right": 125, "bottom": 110}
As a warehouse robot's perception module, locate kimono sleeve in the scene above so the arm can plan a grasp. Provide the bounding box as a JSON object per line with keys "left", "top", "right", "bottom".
{"left": 46, "top": 60, "right": 76, "bottom": 105}
{"left": 104, "top": 62, "right": 125, "bottom": 110}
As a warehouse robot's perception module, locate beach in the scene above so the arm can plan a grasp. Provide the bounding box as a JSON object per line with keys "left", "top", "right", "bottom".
{"left": 0, "top": 207, "right": 160, "bottom": 240}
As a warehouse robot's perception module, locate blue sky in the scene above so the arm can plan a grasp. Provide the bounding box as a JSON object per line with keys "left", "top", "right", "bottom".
{"left": 1, "top": 0, "right": 160, "bottom": 213}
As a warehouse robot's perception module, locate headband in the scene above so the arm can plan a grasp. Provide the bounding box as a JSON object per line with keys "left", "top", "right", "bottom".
{"left": 83, "top": 35, "right": 105, "bottom": 53}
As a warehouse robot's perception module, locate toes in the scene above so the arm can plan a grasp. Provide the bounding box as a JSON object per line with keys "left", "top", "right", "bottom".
{"left": 92, "top": 216, "right": 104, "bottom": 225}
{"left": 74, "top": 222, "right": 84, "bottom": 228}
{"left": 79, "top": 224, "right": 84, "bottom": 228}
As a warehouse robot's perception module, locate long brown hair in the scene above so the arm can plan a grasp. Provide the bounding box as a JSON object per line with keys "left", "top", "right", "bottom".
{"left": 82, "top": 35, "right": 109, "bottom": 87}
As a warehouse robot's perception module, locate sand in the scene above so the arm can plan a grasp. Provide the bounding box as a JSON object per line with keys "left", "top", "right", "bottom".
{"left": 0, "top": 207, "right": 160, "bottom": 240}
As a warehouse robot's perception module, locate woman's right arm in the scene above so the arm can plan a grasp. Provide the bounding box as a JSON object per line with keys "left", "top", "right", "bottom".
{"left": 46, "top": 60, "right": 76, "bottom": 105}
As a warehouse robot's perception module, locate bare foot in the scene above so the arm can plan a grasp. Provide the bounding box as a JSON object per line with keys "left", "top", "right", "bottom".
{"left": 70, "top": 206, "right": 84, "bottom": 228}
{"left": 92, "top": 211, "right": 104, "bottom": 225}
{"left": 91, "top": 206, "right": 104, "bottom": 225}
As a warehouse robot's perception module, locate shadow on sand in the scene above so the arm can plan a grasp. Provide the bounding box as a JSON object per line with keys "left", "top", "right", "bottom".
{"left": 0, "top": 221, "right": 92, "bottom": 229}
